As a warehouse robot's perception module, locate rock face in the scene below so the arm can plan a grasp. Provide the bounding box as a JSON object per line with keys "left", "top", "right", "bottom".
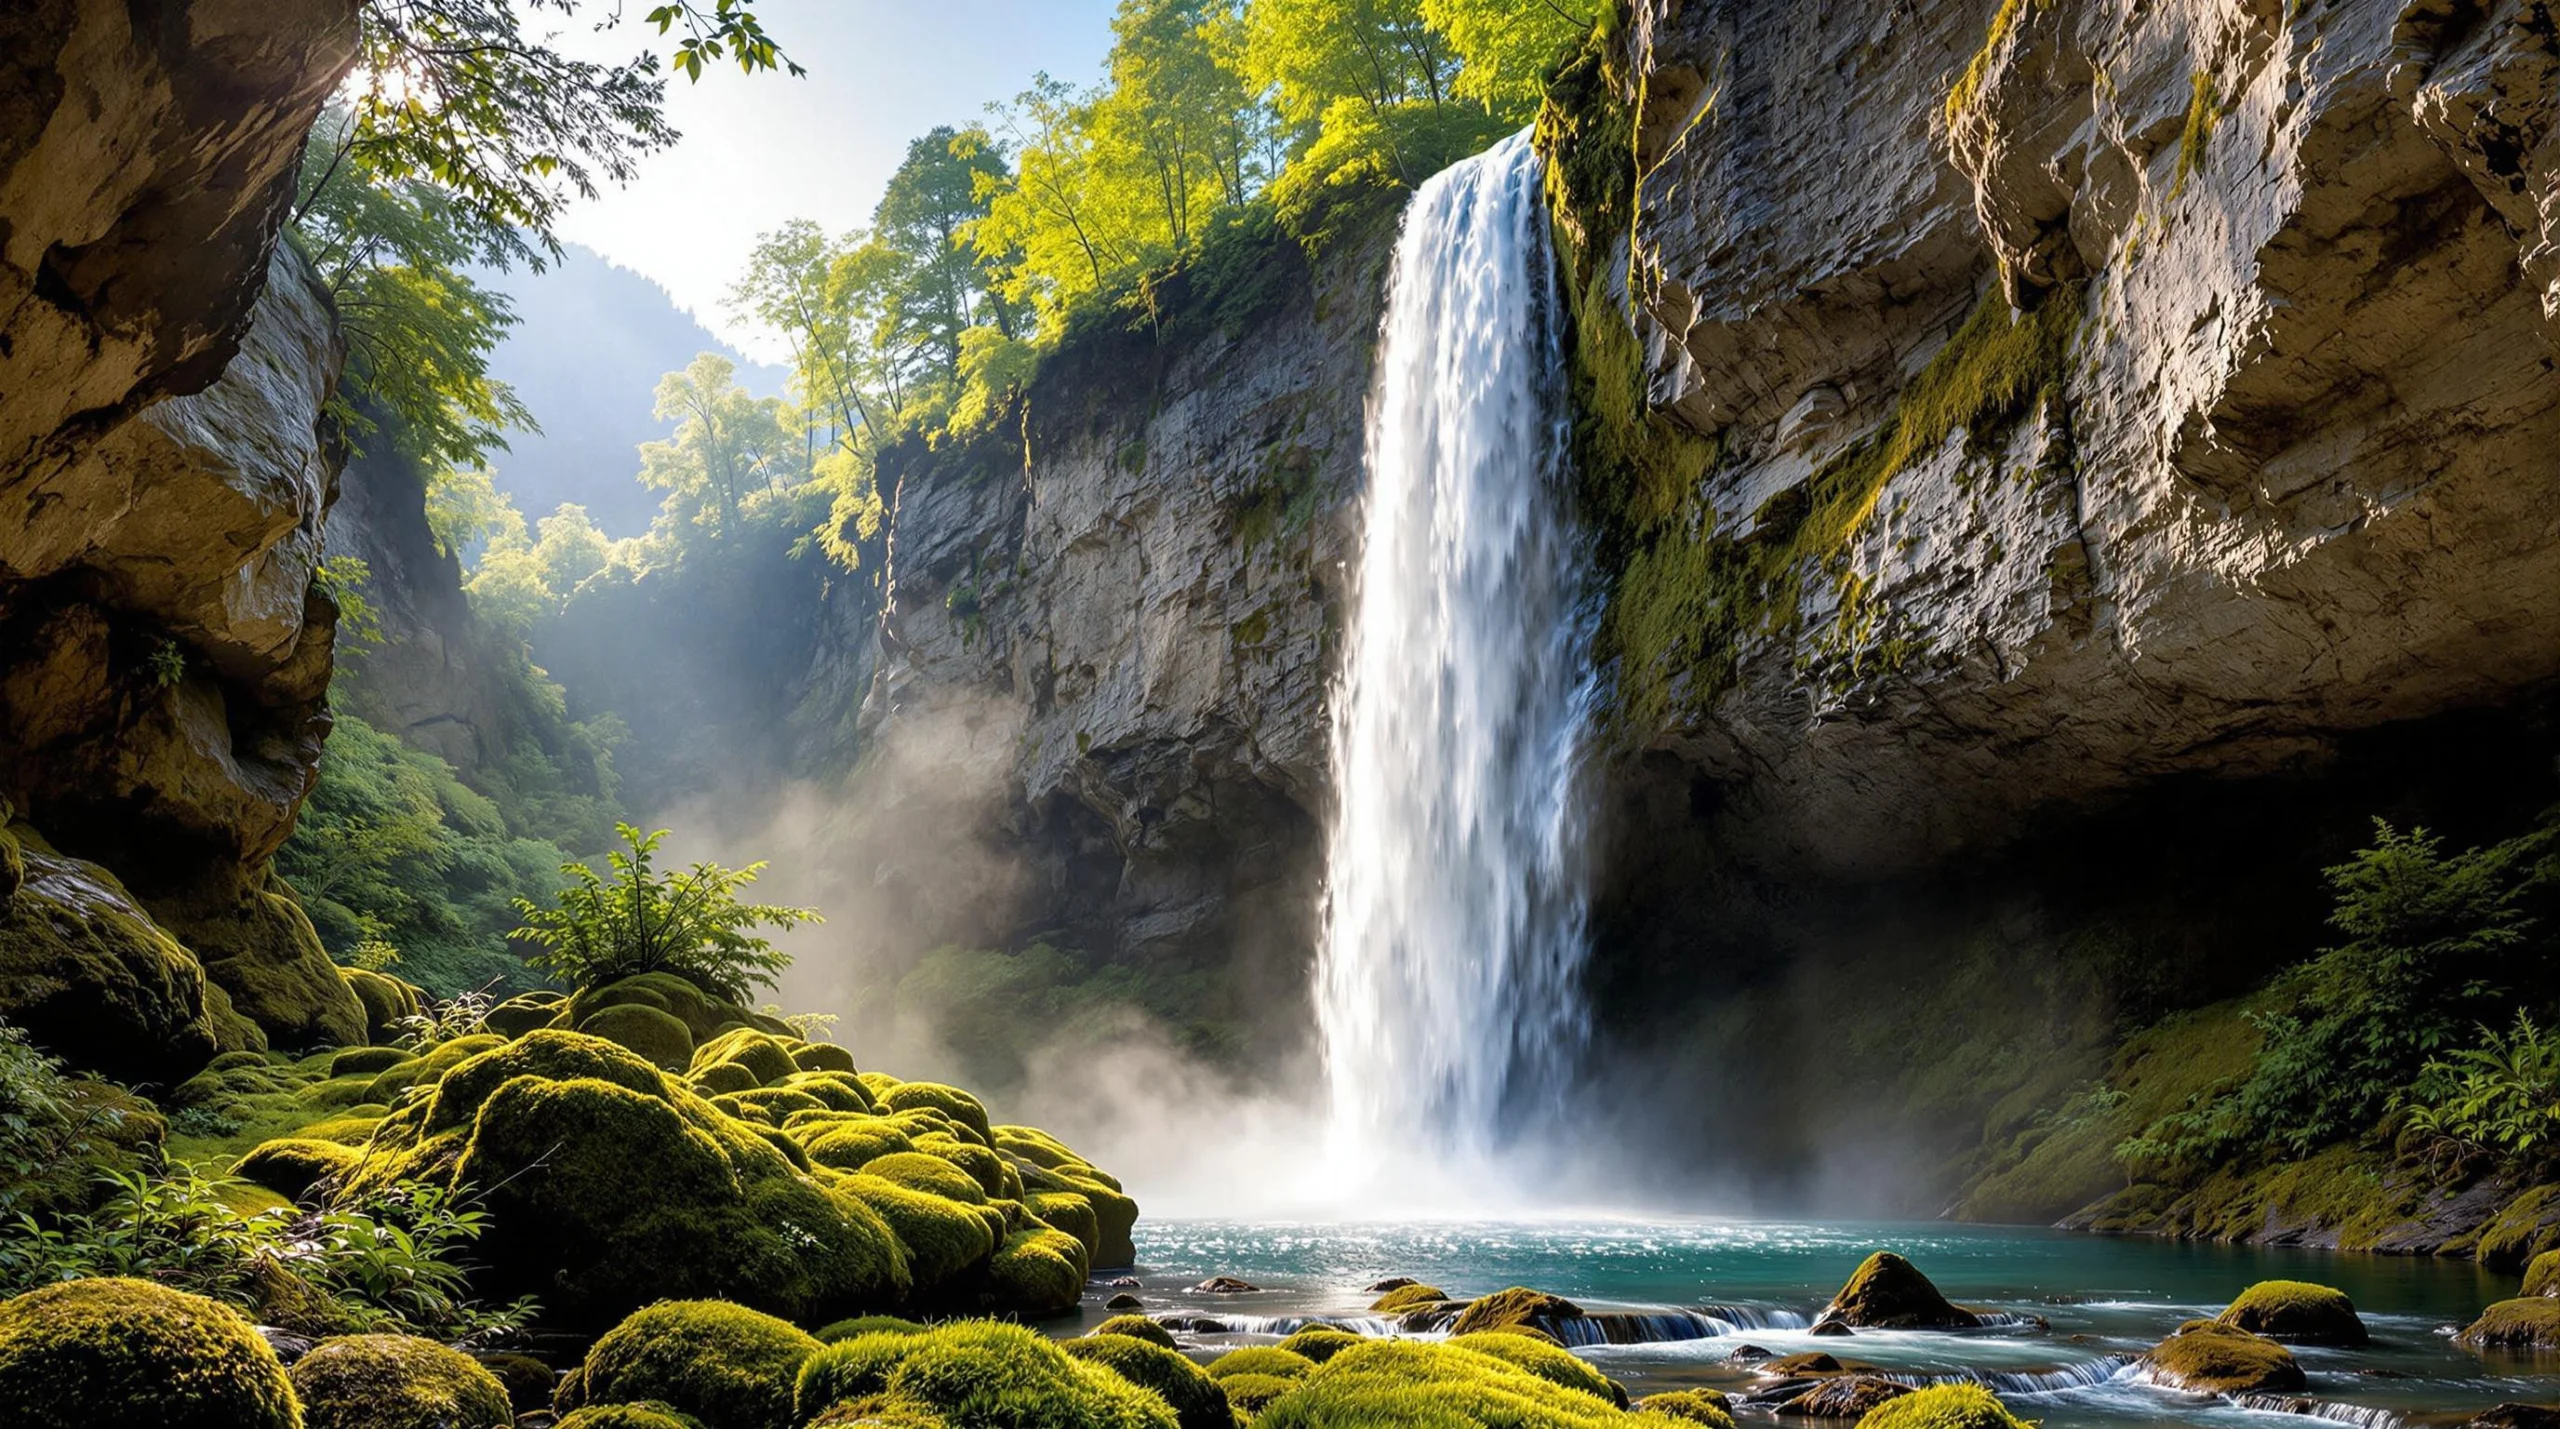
{"left": 837, "top": 223, "right": 1393, "bottom": 991}
{"left": 0, "top": 0, "right": 363, "bottom": 1070}
{"left": 1589, "top": 0, "right": 2560, "bottom": 875}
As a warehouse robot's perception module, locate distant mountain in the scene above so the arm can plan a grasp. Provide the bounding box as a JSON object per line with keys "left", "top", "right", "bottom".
{"left": 478, "top": 244, "right": 787, "bottom": 537}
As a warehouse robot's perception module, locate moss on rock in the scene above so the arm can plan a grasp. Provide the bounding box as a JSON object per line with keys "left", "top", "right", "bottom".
{"left": 576, "top": 1300, "right": 821, "bottom": 1429}
{"left": 289, "top": 1333, "right": 514, "bottom": 1429}
{"left": 690, "top": 1028, "right": 800, "bottom": 1087}
{"left": 794, "top": 1322, "right": 1173, "bottom": 1429}
{"left": 983, "top": 1225, "right": 1089, "bottom": 1318}
{"left": 338, "top": 968, "right": 420, "bottom": 1046}
{"left": 1857, "top": 1384, "right": 2035, "bottom": 1429}
{"left": 474, "top": 1351, "right": 559, "bottom": 1414}
{"left": 579, "top": 1003, "right": 697, "bottom": 1070}
{"left": 2525, "top": 1250, "right": 2560, "bottom": 1298}
{"left": 877, "top": 1082, "right": 994, "bottom": 1145}
{"left": 1818, "top": 1253, "right": 1982, "bottom": 1330}
{"left": 1447, "top": 1332, "right": 1623, "bottom": 1406}
{"left": 1274, "top": 1327, "right": 1364, "bottom": 1364}
{"left": 1637, "top": 1388, "right": 1737, "bottom": 1428}
{"left": 2218, "top": 1280, "right": 2366, "bottom": 1345}
{"left": 1447, "top": 1286, "right": 1584, "bottom": 1337}
{"left": 0, "top": 828, "right": 225, "bottom": 1083}
{"left": 0, "top": 1276, "right": 298, "bottom": 1429}
{"left": 555, "top": 1407, "right": 704, "bottom": 1429}
{"left": 2460, "top": 1298, "right": 2560, "bottom": 1350}
{"left": 1206, "top": 1346, "right": 1316, "bottom": 1382}
{"left": 816, "top": 1316, "right": 927, "bottom": 1343}
{"left": 2142, "top": 1319, "right": 2305, "bottom": 1393}
{"left": 232, "top": 1136, "right": 360, "bottom": 1200}
{"left": 1368, "top": 1283, "right": 1447, "bottom": 1314}
{"left": 794, "top": 1041, "right": 858, "bottom": 1074}
{"left": 1093, "top": 1315, "right": 1179, "bottom": 1349}
{"left": 484, "top": 992, "right": 564, "bottom": 1038}
{"left": 157, "top": 873, "right": 368, "bottom": 1051}
{"left": 836, "top": 1173, "right": 999, "bottom": 1298}
{"left": 1063, "top": 1333, "right": 1236, "bottom": 1429}
{"left": 1250, "top": 1339, "right": 1653, "bottom": 1429}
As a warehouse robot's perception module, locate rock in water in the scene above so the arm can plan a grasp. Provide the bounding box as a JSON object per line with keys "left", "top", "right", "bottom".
{"left": 2141, "top": 1320, "right": 2307, "bottom": 1395}
{"left": 1448, "top": 1287, "right": 1587, "bottom": 1337}
{"left": 2469, "top": 1407, "right": 2560, "bottom": 1429}
{"left": 2218, "top": 1280, "right": 2368, "bottom": 1345}
{"left": 2462, "top": 1300, "right": 2560, "bottom": 1351}
{"left": 1817, "top": 1252, "right": 1983, "bottom": 1330}
{"left": 1195, "top": 1277, "right": 1260, "bottom": 1294}
{"left": 1781, "top": 1375, "right": 1912, "bottom": 1417}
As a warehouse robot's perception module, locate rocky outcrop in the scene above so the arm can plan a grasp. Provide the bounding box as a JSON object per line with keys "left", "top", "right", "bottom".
{"left": 1582, "top": 0, "right": 2560, "bottom": 875}
{"left": 838, "top": 221, "right": 1394, "bottom": 991}
{"left": 0, "top": 0, "right": 363, "bottom": 1070}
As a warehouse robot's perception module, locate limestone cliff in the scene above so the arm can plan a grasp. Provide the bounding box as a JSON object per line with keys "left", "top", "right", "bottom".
{"left": 835, "top": 220, "right": 1394, "bottom": 1022}
{"left": 0, "top": 0, "right": 365, "bottom": 1076}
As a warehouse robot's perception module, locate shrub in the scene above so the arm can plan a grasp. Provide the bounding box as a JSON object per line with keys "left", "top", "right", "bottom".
{"left": 1064, "top": 1333, "right": 1236, "bottom": 1429}
{"left": 512, "top": 824, "right": 818, "bottom": 1003}
{"left": 290, "top": 1332, "right": 516, "bottom": 1429}
{"left": 0, "top": 1276, "right": 298, "bottom": 1429}
{"left": 577, "top": 1299, "right": 822, "bottom": 1429}
{"left": 795, "top": 1321, "right": 1175, "bottom": 1428}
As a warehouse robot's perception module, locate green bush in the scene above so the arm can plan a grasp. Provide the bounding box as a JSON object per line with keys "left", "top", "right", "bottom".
{"left": 0, "top": 1276, "right": 298, "bottom": 1429}
{"left": 795, "top": 1321, "right": 1175, "bottom": 1428}
{"left": 576, "top": 1299, "right": 822, "bottom": 1429}
{"left": 512, "top": 825, "right": 816, "bottom": 1004}
{"left": 289, "top": 1333, "right": 516, "bottom": 1429}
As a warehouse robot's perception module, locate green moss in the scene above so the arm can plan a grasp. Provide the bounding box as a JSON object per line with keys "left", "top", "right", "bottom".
{"left": 337, "top": 968, "right": 421, "bottom": 1047}
{"left": 290, "top": 1333, "right": 515, "bottom": 1429}
{"left": 2460, "top": 1298, "right": 2560, "bottom": 1350}
{"left": 1447, "top": 1287, "right": 1582, "bottom": 1337}
{"left": 485, "top": 991, "right": 564, "bottom": 1037}
{"left": 984, "top": 1226, "right": 1090, "bottom": 1319}
{"left": 1945, "top": 0, "right": 2051, "bottom": 126}
{"left": 1251, "top": 1339, "right": 1650, "bottom": 1429}
{"left": 917, "top": 1134, "right": 1020, "bottom": 1200}
{"left": 878, "top": 1082, "right": 994, "bottom": 1145}
{"left": 1821, "top": 1252, "right": 1980, "bottom": 1329}
{"left": 784, "top": 1071, "right": 877, "bottom": 1112}
{"left": 1858, "top": 1384, "right": 2034, "bottom": 1429}
{"left": 2471, "top": 1184, "right": 2560, "bottom": 1268}
{"left": 0, "top": 829, "right": 225, "bottom": 1084}
{"left": 1274, "top": 1328, "right": 1364, "bottom": 1365}
{"left": 475, "top": 1350, "right": 559, "bottom": 1413}
{"left": 1205, "top": 1347, "right": 1316, "bottom": 1382}
{"left": 162, "top": 875, "right": 370, "bottom": 1051}
{"left": 794, "top": 1042, "right": 859, "bottom": 1074}
{"left": 422, "top": 1029, "right": 670, "bottom": 1132}
{"left": 2170, "top": 70, "right": 2222, "bottom": 201}
{"left": 1446, "top": 1333, "right": 1622, "bottom": 1406}
{"left": 556, "top": 1407, "right": 706, "bottom": 1429}
{"left": 837, "top": 1173, "right": 999, "bottom": 1297}
{"left": 1636, "top": 1389, "right": 1736, "bottom": 1428}
{"left": 2522, "top": 1248, "right": 2560, "bottom": 1297}
{"left": 0, "top": 1276, "right": 298, "bottom": 1429}
{"left": 1026, "top": 1189, "right": 1101, "bottom": 1258}
{"left": 232, "top": 1136, "right": 361, "bottom": 1200}
{"left": 2141, "top": 1319, "right": 2304, "bottom": 1394}
{"left": 689, "top": 1027, "right": 800, "bottom": 1087}
{"left": 1064, "top": 1334, "right": 1236, "bottom": 1429}
{"left": 795, "top": 1322, "right": 1174, "bottom": 1429}
{"left": 865, "top": 1150, "right": 992, "bottom": 1204}
{"left": 726, "top": 1086, "right": 828, "bottom": 1122}
{"left": 330, "top": 1046, "right": 409, "bottom": 1076}
{"left": 581, "top": 1002, "right": 698, "bottom": 1070}
{"left": 816, "top": 1316, "right": 927, "bottom": 1343}
{"left": 2219, "top": 1280, "right": 2365, "bottom": 1345}
{"left": 1367, "top": 1283, "right": 1447, "bottom": 1314}
{"left": 361, "top": 1033, "right": 505, "bottom": 1102}
{"left": 801, "top": 1117, "right": 918, "bottom": 1171}
{"left": 1092, "top": 1315, "right": 1178, "bottom": 1349}
{"left": 577, "top": 1300, "right": 822, "bottom": 1429}
{"left": 691, "top": 1061, "right": 762, "bottom": 1096}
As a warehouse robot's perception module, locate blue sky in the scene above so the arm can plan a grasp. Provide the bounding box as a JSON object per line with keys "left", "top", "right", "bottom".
{"left": 552, "top": 0, "right": 1118, "bottom": 358}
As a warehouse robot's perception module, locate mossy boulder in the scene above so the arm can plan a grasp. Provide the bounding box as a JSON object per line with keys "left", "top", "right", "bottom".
{"left": 1250, "top": 1339, "right": 1652, "bottom": 1429}
{"left": 336, "top": 1030, "right": 910, "bottom": 1328}
{"left": 339, "top": 968, "right": 421, "bottom": 1045}
{"left": 794, "top": 1322, "right": 1174, "bottom": 1428}
{"left": 815, "top": 1316, "right": 926, "bottom": 1343}
{"left": 1856, "top": 1384, "right": 2035, "bottom": 1429}
{"left": 2524, "top": 1250, "right": 2560, "bottom": 1298}
{"left": 1637, "top": 1388, "right": 1737, "bottom": 1428}
{"left": 1064, "top": 1333, "right": 1236, "bottom": 1429}
{"left": 1093, "top": 1314, "right": 1179, "bottom": 1348}
{"left": 2461, "top": 1298, "right": 2560, "bottom": 1350}
{"left": 876, "top": 1082, "right": 993, "bottom": 1144}
{"left": 1447, "top": 1286, "right": 1585, "bottom": 1337}
{"left": 690, "top": 1027, "right": 800, "bottom": 1087}
{"left": 331, "top": 1045, "right": 410, "bottom": 1076}
{"left": 1275, "top": 1327, "right": 1364, "bottom": 1364}
{"left": 2218, "top": 1280, "right": 2366, "bottom": 1345}
{"left": 155, "top": 872, "right": 368, "bottom": 1050}
{"left": 0, "top": 828, "right": 225, "bottom": 1082}
{"left": 2142, "top": 1319, "right": 2306, "bottom": 1394}
{"left": 1368, "top": 1282, "right": 1446, "bottom": 1314}
{"left": 1779, "top": 1376, "right": 1911, "bottom": 1417}
{"left": 556, "top": 1408, "right": 703, "bottom": 1429}
{"left": 576, "top": 1300, "right": 821, "bottom": 1429}
{"left": 0, "top": 1276, "right": 298, "bottom": 1429}
{"left": 289, "top": 1333, "right": 514, "bottom": 1429}
{"left": 794, "top": 1041, "right": 858, "bottom": 1074}
{"left": 1816, "top": 1253, "right": 1981, "bottom": 1330}
{"left": 233, "top": 1135, "right": 360, "bottom": 1200}
{"left": 485, "top": 992, "right": 564, "bottom": 1038}
{"left": 1206, "top": 1347, "right": 1317, "bottom": 1383}
{"left": 474, "top": 1352, "right": 559, "bottom": 1414}
{"left": 1447, "top": 1332, "right": 1623, "bottom": 1406}
{"left": 836, "top": 1173, "right": 999, "bottom": 1298}
{"left": 580, "top": 1002, "right": 697, "bottom": 1071}
{"left": 984, "top": 1225, "right": 1091, "bottom": 1318}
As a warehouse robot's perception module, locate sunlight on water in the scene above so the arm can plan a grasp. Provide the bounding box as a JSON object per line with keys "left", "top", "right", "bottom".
{"left": 1315, "top": 127, "right": 1596, "bottom": 1205}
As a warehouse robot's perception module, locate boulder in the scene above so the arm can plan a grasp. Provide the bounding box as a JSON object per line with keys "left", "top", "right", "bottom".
{"left": 0, "top": 1277, "right": 298, "bottom": 1429}
{"left": 2218, "top": 1280, "right": 2368, "bottom": 1346}
{"left": 150, "top": 871, "right": 366, "bottom": 1051}
{"left": 0, "top": 826, "right": 226, "bottom": 1081}
{"left": 570, "top": 1300, "right": 819, "bottom": 1429}
{"left": 1447, "top": 1286, "right": 1586, "bottom": 1336}
{"left": 2142, "top": 1319, "right": 2307, "bottom": 1395}
{"left": 1779, "top": 1375, "right": 1912, "bottom": 1417}
{"left": 2524, "top": 1250, "right": 2560, "bottom": 1298}
{"left": 288, "top": 1334, "right": 515, "bottom": 1429}
{"left": 1816, "top": 1252, "right": 1982, "bottom": 1330}
{"left": 2462, "top": 1299, "right": 2560, "bottom": 1351}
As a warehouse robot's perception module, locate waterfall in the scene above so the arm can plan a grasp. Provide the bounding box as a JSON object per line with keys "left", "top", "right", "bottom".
{"left": 1315, "top": 129, "right": 1597, "bottom": 1186}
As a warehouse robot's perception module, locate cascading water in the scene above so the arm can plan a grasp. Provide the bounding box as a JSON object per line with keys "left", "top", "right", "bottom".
{"left": 1315, "top": 129, "right": 1598, "bottom": 1188}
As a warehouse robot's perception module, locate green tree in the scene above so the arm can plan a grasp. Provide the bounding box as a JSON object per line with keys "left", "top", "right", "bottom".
{"left": 638, "top": 354, "right": 802, "bottom": 538}
{"left": 1422, "top": 0, "right": 1599, "bottom": 122}
{"left": 1241, "top": 0, "right": 1453, "bottom": 132}
{"left": 511, "top": 825, "right": 819, "bottom": 1002}
{"left": 876, "top": 125, "right": 1020, "bottom": 371}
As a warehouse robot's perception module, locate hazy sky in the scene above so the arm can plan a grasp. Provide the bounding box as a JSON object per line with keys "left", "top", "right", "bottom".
{"left": 549, "top": 0, "right": 1118, "bottom": 360}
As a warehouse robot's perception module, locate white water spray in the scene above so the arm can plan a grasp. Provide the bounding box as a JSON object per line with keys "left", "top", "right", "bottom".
{"left": 1315, "top": 130, "right": 1598, "bottom": 1189}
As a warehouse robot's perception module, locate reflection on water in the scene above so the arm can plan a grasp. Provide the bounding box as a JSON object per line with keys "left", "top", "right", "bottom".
{"left": 1065, "top": 1217, "right": 2549, "bottom": 1428}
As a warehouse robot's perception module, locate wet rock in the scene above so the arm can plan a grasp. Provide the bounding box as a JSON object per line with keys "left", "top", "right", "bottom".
{"left": 2461, "top": 1299, "right": 2560, "bottom": 1351}
{"left": 1778, "top": 1375, "right": 1912, "bottom": 1417}
{"left": 1808, "top": 1319, "right": 1854, "bottom": 1337}
{"left": 1448, "top": 1287, "right": 1586, "bottom": 1337}
{"left": 1759, "top": 1353, "right": 1875, "bottom": 1377}
{"left": 1106, "top": 1294, "right": 1144, "bottom": 1310}
{"left": 1367, "top": 1277, "right": 1421, "bottom": 1293}
{"left": 2218, "top": 1280, "right": 2367, "bottom": 1346}
{"left": 2468, "top": 1406, "right": 2560, "bottom": 1429}
{"left": 1727, "top": 1344, "right": 1772, "bottom": 1363}
{"left": 256, "top": 1327, "right": 317, "bottom": 1364}
{"left": 2141, "top": 1319, "right": 2306, "bottom": 1395}
{"left": 1194, "top": 1277, "right": 1259, "bottom": 1294}
{"left": 1816, "top": 1253, "right": 1981, "bottom": 1331}
{"left": 1108, "top": 1276, "right": 1143, "bottom": 1288}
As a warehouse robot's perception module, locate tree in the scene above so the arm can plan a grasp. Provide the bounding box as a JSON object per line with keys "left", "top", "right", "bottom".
{"left": 1422, "top": 0, "right": 1598, "bottom": 123}
{"left": 511, "top": 824, "right": 819, "bottom": 1003}
{"left": 1241, "top": 0, "right": 1453, "bottom": 132}
{"left": 875, "top": 126, "right": 1019, "bottom": 371}
{"left": 638, "top": 354, "right": 800, "bottom": 539}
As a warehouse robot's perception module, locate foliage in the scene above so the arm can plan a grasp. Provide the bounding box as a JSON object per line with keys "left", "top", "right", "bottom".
{"left": 0, "top": 1168, "right": 533, "bottom": 1341}
{"left": 2404, "top": 1012, "right": 2560, "bottom": 1168}
{"left": 1423, "top": 0, "right": 1600, "bottom": 122}
{"left": 0, "top": 1026, "right": 131, "bottom": 1219}
{"left": 395, "top": 989, "right": 497, "bottom": 1047}
{"left": 640, "top": 354, "right": 808, "bottom": 539}
{"left": 314, "top": 555, "right": 386, "bottom": 651}
{"left": 278, "top": 713, "right": 597, "bottom": 996}
{"left": 145, "top": 639, "right": 186, "bottom": 689}
{"left": 512, "top": 824, "right": 819, "bottom": 1003}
